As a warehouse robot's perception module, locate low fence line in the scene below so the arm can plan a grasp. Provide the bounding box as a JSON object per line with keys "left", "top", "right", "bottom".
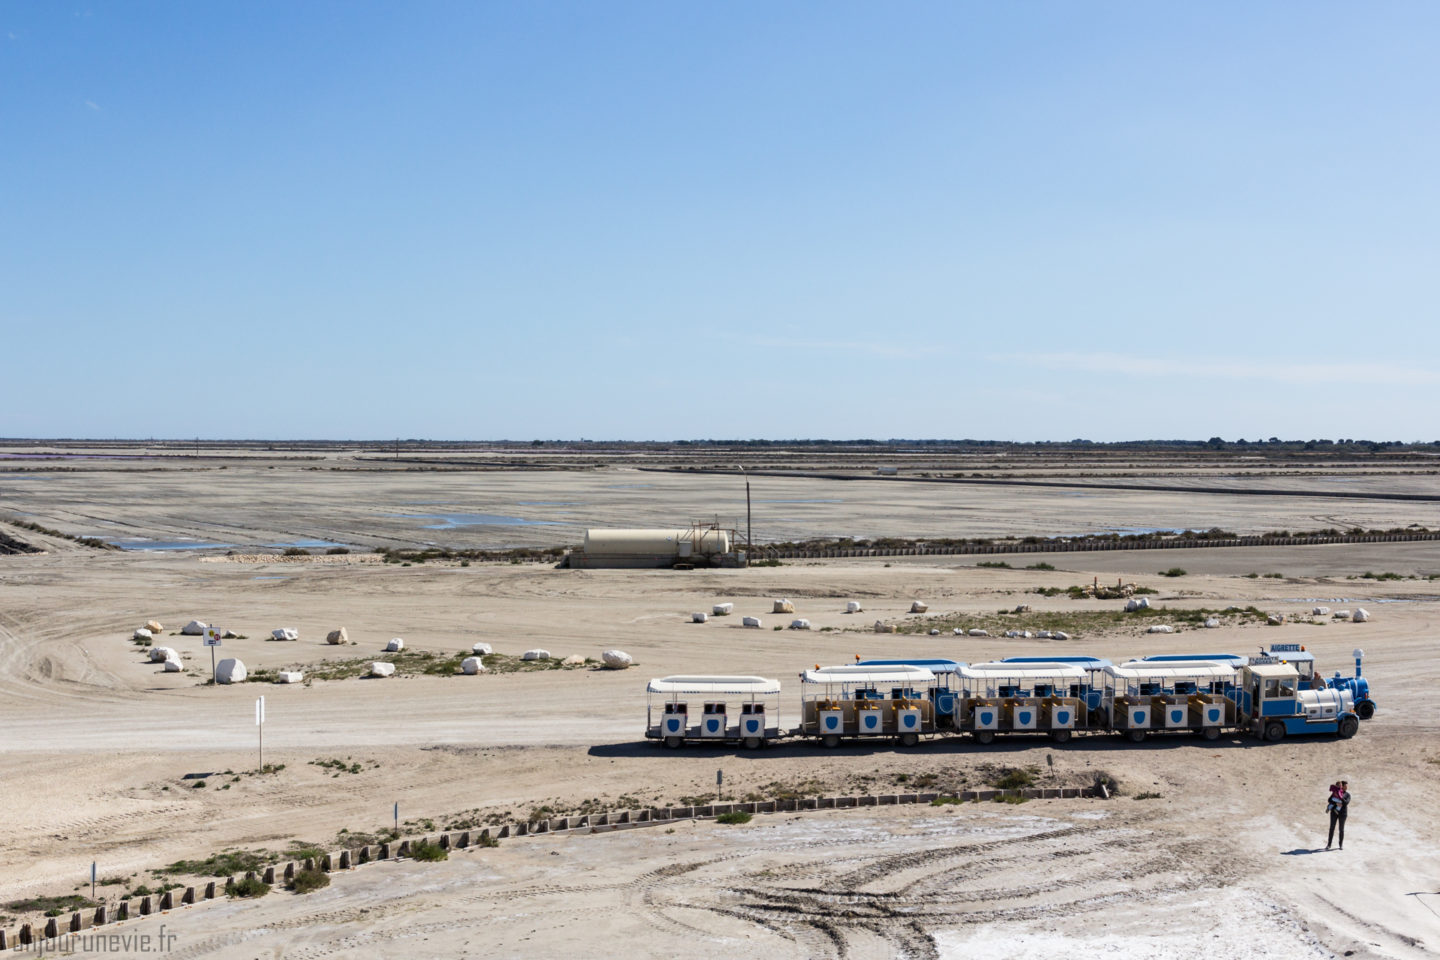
{"left": 0, "top": 785, "right": 1100, "bottom": 947}
{"left": 747, "top": 530, "right": 1440, "bottom": 561}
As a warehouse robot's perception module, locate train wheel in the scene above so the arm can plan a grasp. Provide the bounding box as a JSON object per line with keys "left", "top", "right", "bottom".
{"left": 1264, "top": 722, "right": 1286, "bottom": 742}
{"left": 742, "top": 737, "right": 762, "bottom": 750}
{"left": 974, "top": 730, "right": 996, "bottom": 745}
{"left": 900, "top": 732, "right": 920, "bottom": 747}
{"left": 1338, "top": 715, "right": 1359, "bottom": 739}
{"left": 822, "top": 734, "right": 841, "bottom": 749}
{"left": 664, "top": 736, "right": 683, "bottom": 749}
{"left": 1356, "top": 701, "right": 1375, "bottom": 720}
{"left": 1048, "top": 729, "right": 1072, "bottom": 744}
{"left": 1202, "top": 726, "right": 1221, "bottom": 741}
{"left": 1126, "top": 729, "right": 1146, "bottom": 744}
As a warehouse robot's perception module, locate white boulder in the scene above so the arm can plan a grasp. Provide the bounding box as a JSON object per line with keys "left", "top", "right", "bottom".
{"left": 215, "top": 658, "right": 247, "bottom": 683}
{"left": 1267, "top": 614, "right": 1285, "bottom": 626}
{"left": 1038, "top": 630, "right": 1053, "bottom": 639}
{"left": 1353, "top": 608, "right": 1371, "bottom": 622}
{"left": 1334, "top": 610, "right": 1351, "bottom": 619}
{"left": 1053, "top": 631, "right": 1071, "bottom": 641}
{"left": 968, "top": 628, "right": 989, "bottom": 637}
{"left": 742, "top": 616, "right": 763, "bottom": 628}
{"left": 326, "top": 628, "right": 348, "bottom": 645}
{"left": 385, "top": 637, "right": 405, "bottom": 652}
{"left": 876, "top": 622, "right": 897, "bottom": 634}
{"left": 133, "top": 628, "right": 153, "bottom": 642}
{"left": 601, "top": 649, "right": 633, "bottom": 669}
{"left": 270, "top": 628, "right": 299, "bottom": 641}
{"left": 691, "top": 612, "right": 708, "bottom": 623}
{"left": 144, "top": 620, "right": 164, "bottom": 634}
{"left": 789, "top": 619, "right": 812, "bottom": 630}
{"left": 522, "top": 649, "right": 550, "bottom": 661}
{"left": 929, "top": 628, "right": 941, "bottom": 636}
{"left": 471, "top": 642, "right": 493, "bottom": 655}
{"left": 149, "top": 646, "right": 178, "bottom": 663}
{"left": 845, "top": 601, "right": 863, "bottom": 614}
{"left": 162, "top": 658, "right": 183, "bottom": 672}
{"left": 1004, "top": 630, "right": 1021, "bottom": 638}
{"left": 910, "top": 601, "right": 929, "bottom": 614}
{"left": 460, "top": 657, "right": 486, "bottom": 675}
{"left": 712, "top": 602, "right": 734, "bottom": 616}
{"left": 181, "top": 620, "right": 207, "bottom": 636}
{"left": 276, "top": 671, "right": 303, "bottom": 683}
{"left": 772, "top": 599, "right": 794, "bottom": 614}
{"left": 561, "top": 655, "right": 586, "bottom": 666}
{"left": 369, "top": 662, "right": 395, "bottom": 678}
{"left": 1204, "top": 618, "right": 1221, "bottom": 628}
{"left": 1147, "top": 624, "right": 1174, "bottom": 634}
{"left": 1313, "top": 606, "right": 1330, "bottom": 616}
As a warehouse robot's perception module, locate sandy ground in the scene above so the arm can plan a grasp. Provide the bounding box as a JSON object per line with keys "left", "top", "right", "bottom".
{"left": 1, "top": 465, "right": 1439, "bottom": 957}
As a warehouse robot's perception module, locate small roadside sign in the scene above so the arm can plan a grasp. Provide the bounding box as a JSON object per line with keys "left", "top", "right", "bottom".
{"left": 203, "top": 627, "right": 222, "bottom": 647}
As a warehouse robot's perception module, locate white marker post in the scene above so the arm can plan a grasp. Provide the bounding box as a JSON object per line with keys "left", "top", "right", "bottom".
{"left": 255, "top": 696, "right": 266, "bottom": 771}
{"left": 91, "top": 861, "right": 96, "bottom": 900}
{"left": 204, "top": 627, "right": 223, "bottom": 683}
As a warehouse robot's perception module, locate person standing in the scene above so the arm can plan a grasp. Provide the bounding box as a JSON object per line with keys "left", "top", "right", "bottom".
{"left": 1327, "top": 780, "right": 1350, "bottom": 850}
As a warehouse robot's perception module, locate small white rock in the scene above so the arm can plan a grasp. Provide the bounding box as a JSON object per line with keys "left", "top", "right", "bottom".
{"left": 1147, "top": 624, "right": 1174, "bottom": 634}
{"left": 326, "top": 628, "right": 348, "bottom": 645}
{"left": 712, "top": 602, "right": 734, "bottom": 616}
{"left": 522, "top": 649, "right": 550, "bottom": 661}
{"left": 1313, "top": 606, "right": 1330, "bottom": 616}
{"left": 561, "top": 655, "right": 586, "bottom": 666}
{"left": 1053, "top": 631, "right": 1071, "bottom": 641}
{"left": 181, "top": 620, "right": 207, "bottom": 636}
{"left": 385, "top": 637, "right": 404, "bottom": 652}
{"left": 162, "top": 658, "right": 183, "bottom": 672}
{"left": 276, "top": 671, "right": 304, "bottom": 683}
{"left": 968, "top": 629, "right": 989, "bottom": 637}
{"left": 471, "top": 642, "right": 493, "bottom": 655}
{"left": 460, "top": 657, "right": 485, "bottom": 675}
{"left": 789, "top": 619, "right": 812, "bottom": 630}
{"left": 1204, "top": 618, "right": 1220, "bottom": 628}
{"left": 215, "top": 658, "right": 247, "bottom": 683}
{"left": 133, "top": 628, "right": 153, "bottom": 642}
{"left": 144, "top": 620, "right": 164, "bottom": 634}
{"left": 691, "top": 612, "right": 708, "bottom": 623}
{"left": 1334, "top": 610, "right": 1351, "bottom": 619}
{"left": 270, "top": 628, "right": 299, "bottom": 641}
{"left": 742, "top": 616, "right": 762, "bottom": 628}
{"left": 601, "top": 649, "right": 633, "bottom": 669}
{"left": 910, "top": 601, "right": 929, "bottom": 614}
{"left": 772, "top": 599, "right": 795, "bottom": 613}
{"left": 1353, "top": 608, "right": 1371, "bottom": 622}
{"left": 1038, "top": 630, "right": 1053, "bottom": 639}
{"left": 369, "top": 662, "right": 395, "bottom": 678}
{"left": 929, "top": 628, "right": 941, "bottom": 636}
{"left": 149, "top": 646, "right": 178, "bottom": 663}
{"left": 846, "top": 601, "right": 863, "bottom": 614}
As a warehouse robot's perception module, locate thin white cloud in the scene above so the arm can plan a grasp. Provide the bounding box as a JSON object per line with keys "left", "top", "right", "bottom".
{"left": 84, "top": 99, "right": 100, "bottom": 111}
{"left": 989, "top": 351, "right": 1440, "bottom": 386}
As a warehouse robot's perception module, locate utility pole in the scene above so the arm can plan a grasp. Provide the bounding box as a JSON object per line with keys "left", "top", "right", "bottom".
{"left": 255, "top": 696, "right": 265, "bottom": 770}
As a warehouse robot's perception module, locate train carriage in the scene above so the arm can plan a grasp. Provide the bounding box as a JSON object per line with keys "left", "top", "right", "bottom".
{"left": 1103, "top": 661, "right": 1239, "bottom": 741}
{"left": 956, "top": 662, "right": 1090, "bottom": 744}
{"left": 646, "top": 675, "right": 782, "bottom": 749}
{"left": 856, "top": 658, "right": 964, "bottom": 726}
{"left": 799, "top": 664, "right": 938, "bottom": 747}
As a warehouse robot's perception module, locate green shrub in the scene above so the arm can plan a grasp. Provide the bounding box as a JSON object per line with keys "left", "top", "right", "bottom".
{"left": 477, "top": 833, "right": 499, "bottom": 848}
{"left": 992, "top": 768, "right": 1037, "bottom": 790}
{"left": 715, "top": 811, "right": 752, "bottom": 825}
{"left": 325, "top": 547, "right": 350, "bottom": 555}
{"left": 282, "top": 547, "right": 310, "bottom": 556}
{"left": 1159, "top": 568, "right": 1187, "bottom": 577}
{"left": 1025, "top": 562, "right": 1055, "bottom": 571}
{"left": 409, "top": 841, "right": 448, "bottom": 862}
{"left": 226, "top": 876, "right": 270, "bottom": 899}
{"left": 287, "top": 869, "right": 330, "bottom": 894}
{"left": 976, "top": 561, "right": 1011, "bottom": 569}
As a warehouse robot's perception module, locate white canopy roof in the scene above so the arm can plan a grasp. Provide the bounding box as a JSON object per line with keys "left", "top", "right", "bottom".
{"left": 961, "top": 662, "right": 1087, "bottom": 681}
{"left": 646, "top": 675, "right": 781, "bottom": 695}
{"left": 801, "top": 664, "right": 936, "bottom": 685}
{"left": 1108, "top": 661, "right": 1239, "bottom": 680}
{"left": 1245, "top": 662, "right": 1301, "bottom": 679}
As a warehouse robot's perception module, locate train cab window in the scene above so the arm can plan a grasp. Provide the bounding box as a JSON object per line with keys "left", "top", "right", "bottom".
{"left": 1034, "top": 684, "right": 1054, "bottom": 698}
{"left": 1278, "top": 679, "right": 1296, "bottom": 697}
{"left": 1263, "top": 679, "right": 1279, "bottom": 698}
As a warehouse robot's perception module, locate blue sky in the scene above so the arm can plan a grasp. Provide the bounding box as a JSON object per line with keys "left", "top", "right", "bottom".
{"left": 3, "top": 2, "right": 1436, "bottom": 441}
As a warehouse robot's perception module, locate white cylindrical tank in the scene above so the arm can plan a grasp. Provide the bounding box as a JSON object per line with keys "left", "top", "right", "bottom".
{"left": 583, "top": 528, "right": 731, "bottom": 558}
